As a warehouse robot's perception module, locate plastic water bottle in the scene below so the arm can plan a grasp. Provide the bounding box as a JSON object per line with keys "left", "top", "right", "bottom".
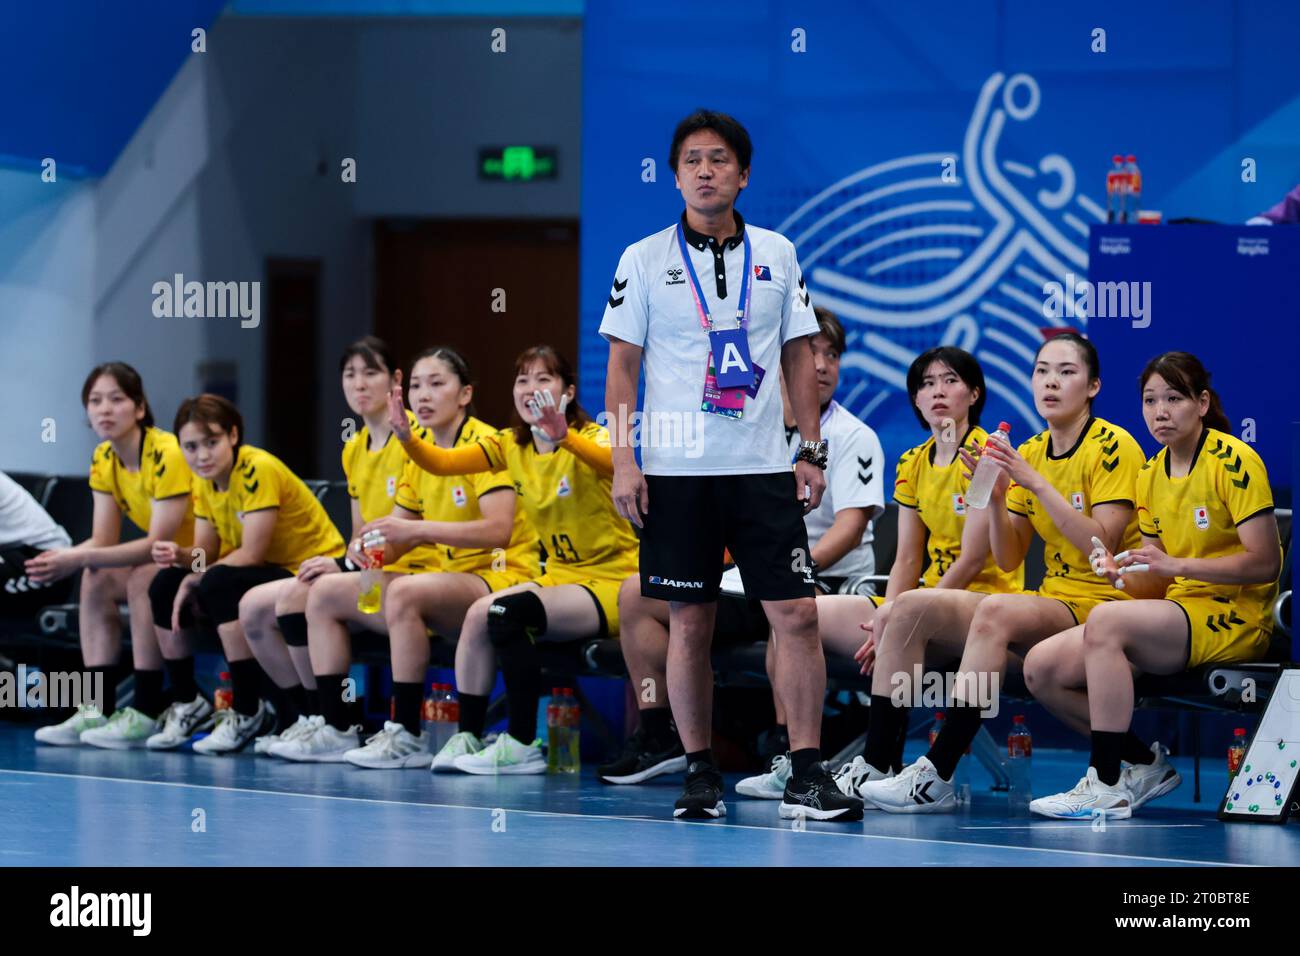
{"left": 1124, "top": 154, "right": 1141, "bottom": 220}
{"left": 1106, "top": 154, "right": 1125, "bottom": 223}
{"left": 214, "top": 671, "right": 233, "bottom": 712}
{"left": 928, "top": 711, "right": 946, "bottom": 747}
{"left": 1228, "top": 727, "right": 1247, "bottom": 780}
{"left": 1007, "top": 715, "right": 1033, "bottom": 811}
{"left": 965, "top": 422, "right": 1012, "bottom": 510}
{"left": 436, "top": 684, "right": 459, "bottom": 751}
{"left": 546, "top": 686, "right": 580, "bottom": 774}
{"left": 420, "top": 682, "right": 441, "bottom": 750}
{"left": 356, "top": 531, "right": 386, "bottom": 614}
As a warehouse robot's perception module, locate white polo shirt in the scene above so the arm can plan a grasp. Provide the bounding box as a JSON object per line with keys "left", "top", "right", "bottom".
{"left": 599, "top": 211, "right": 819, "bottom": 476}
{"left": 0, "top": 471, "right": 71, "bottom": 551}
{"left": 786, "top": 401, "right": 886, "bottom": 579}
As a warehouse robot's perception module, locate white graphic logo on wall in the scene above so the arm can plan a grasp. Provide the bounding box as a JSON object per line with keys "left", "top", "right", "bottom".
{"left": 777, "top": 73, "right": 1104, "bottom": 434}
{"left": 1236, "top": 237, "right": 1268, "bottom": 256}
{"left": 152, "top": 273, "right": 261, "bottom": 328}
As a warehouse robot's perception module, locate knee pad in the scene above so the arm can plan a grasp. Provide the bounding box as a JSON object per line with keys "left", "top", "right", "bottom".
{"left": 277, "top": 612, "right": 309, "bottom": 647}
{"left": 195, "top": 564, "right": 243, "bottom": 625}
{"left": 149, "top": 567, "right": 193, "bottom": 630}
{"left": 486, "top": 590, "right": 547, "bottom": 648}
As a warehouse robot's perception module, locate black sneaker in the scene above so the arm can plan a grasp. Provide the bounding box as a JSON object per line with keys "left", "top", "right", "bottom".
{"left": 674, "top": 761, "right": 726, "bottom": 819}
{"left": 598, "top": 728, "right": 687, "bottom": 785}
{"left": 780, "top": 763, "right": 865, "bottom": 821}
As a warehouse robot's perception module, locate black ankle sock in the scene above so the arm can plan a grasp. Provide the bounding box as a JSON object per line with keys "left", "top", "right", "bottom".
{"left": 893, "top": 709, "right": 911, "bottom": 774}
{"left": 685, "top": 749, "right": 715, "bottom": 770}
{"left": 229, "top": 659, "right": 262, "bottom": 717}
{"left": 862, "top": 695, "right": 906, "bottom": 771}
{"left": 89, "top": 666, "right": 117, "bottom": 716}
{"left": 276, "top": 684, "right": 309, "bottom": 728}
{"left": 1090, "top": 730, "right": 1127, "bottom": 786}
{"left": 316, "top": 674, "right": 350, "bottom": 731}
{"left": 393, "top": 681, "right": 423, "bottom": 736}
{"left": 499, "top": 647, "right": 542, "bottom": 744}
{"left": 790, "top": 747, "right": 822, "bottom": 779}
{"left": 163, "top": 656, "right": 199, "bottom": 703}
{"left": 303, "top": 688, "right": 319, "bottom": 717}
{"left": 459, "top": 692, "right": 489, "bottom": 738}
{"left": 925, "top": 705, "right": 983, "bottom": 781}
{"left": 773, "top": 723, "right": 789, "bottom": 742}
{"left": 1122, "top": 730, "right": 1154, "bottom": 765}
{"left": 132, "top": 668, "right": 165, "bottom": 718}
{"left": 640, "top": 706, "right": 673, "bottom": 745}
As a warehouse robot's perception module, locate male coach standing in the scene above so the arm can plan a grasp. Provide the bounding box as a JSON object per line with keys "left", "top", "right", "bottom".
{"left": 600, "top": 109, "right": 863, "bottom": 822}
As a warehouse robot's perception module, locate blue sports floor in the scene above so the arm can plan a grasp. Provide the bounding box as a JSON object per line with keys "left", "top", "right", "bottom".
{"left": 1, "top": 725, "right": 1296, "bottom": 867}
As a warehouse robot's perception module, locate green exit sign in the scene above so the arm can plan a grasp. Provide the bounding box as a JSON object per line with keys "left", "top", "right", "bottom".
{"left": 479, "top": 146, "right": 558, "bottom": 181}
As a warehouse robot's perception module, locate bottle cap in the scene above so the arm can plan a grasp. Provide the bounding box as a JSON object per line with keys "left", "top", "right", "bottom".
{"left": 1126, "top": 154, "right": 1137, "bottom": 162}
{"left": 1012, "top": 715, "right": 1025, "bottom": 724}
{"left": 1112, "top": 154, "right": 1124, "bottom": 163}
{"left": 552, "top": 687, "right": 563, "bottom": 697}
{"left": 998, "top": 421, "right": 1011, "bottom": 433}
{"left": 935, "top": 711, "right": 946, "bottom": 720}
{"left": 219, "top": 671, "right": 230, "bottom": 681}
{"left": 1235, "top": 727, "right": 1246, "bottom": 735}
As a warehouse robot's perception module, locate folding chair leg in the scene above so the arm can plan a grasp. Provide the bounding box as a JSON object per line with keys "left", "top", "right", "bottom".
{"left": 971, "top": 725, "right": 1011, "bottom": 792}
{"left": 1192, "top": 715, "right": 1201, "bottom": 802}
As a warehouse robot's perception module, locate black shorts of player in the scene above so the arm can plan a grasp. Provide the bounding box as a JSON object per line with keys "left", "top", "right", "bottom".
{"left": 0, "top": 544, "right": 74, "bottom": 620}
{"left": 640, "top": 473, "right": 815, "bottom": 603}
{"left": 149, "top": 563, "right": 292, "bottom": 628}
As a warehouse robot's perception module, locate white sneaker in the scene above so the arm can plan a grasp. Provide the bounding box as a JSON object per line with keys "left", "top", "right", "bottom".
{"left": 254, "top": 714, "right": 315, "bottom": 756}
{"left": 735, "top": 753, "right": 791, "bottom": 799}
{"left": 858, "top": 756, "right": 956, "bottom": 813}
{"left": 431, "top": 731, "right": 484, "bottom": 772}
{"left": 344, "top": 722, "right": 433, "bottom": 769}
{"left": 1122, "top": 741, "right": 1181, "bottom": 809}
{"left": 34, "top": 704, "right": 106, "bottom": 746}
{"left": 832, "top": 755, "right": 893, "bottom": 799}
{"left": 1030, "top": 767, "right": 1135, "bottom": 820}
{"left": 452, "top": 732, "right": 546, "bottom": 775}
{"left": 80, "top": 707, "right": 161, "bottom": 750}
{"left": 192, "top": 701, "right": 274, "bottom": 755}
{"left": 147, "top": 696, "right": 215, "bottom": 750}
{"left": 272, "top": 715, "right": 362, "bottom": 762}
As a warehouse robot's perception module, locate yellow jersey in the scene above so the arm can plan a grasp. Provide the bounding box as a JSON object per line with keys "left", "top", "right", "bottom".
{"left": 89, "top": 427, "right": 195, "bottom": 547}
{"left": 192, "top": 444, "right": 345, "bottom": 572}
{"left": 342, "top": 411, "right": 441, "bottom": 571}
{"left": 1137, "top": 428, "right": 1279, "bottom": 635}
{"left": 893, "top": 425, "right": 1022, "bottom": 594}
{"left": 476, "top": 422, "right": 639, "bottom": 584}
{"left": 1006, "top": 416, "right": 1143, "bottom": 601}
{"left": 393, "top": 416, "right": 540, "bottom": 577}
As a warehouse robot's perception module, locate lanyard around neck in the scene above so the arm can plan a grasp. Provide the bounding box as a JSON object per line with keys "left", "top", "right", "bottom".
{"left": 676, "top": 222, "right": 752, "bottom": 331}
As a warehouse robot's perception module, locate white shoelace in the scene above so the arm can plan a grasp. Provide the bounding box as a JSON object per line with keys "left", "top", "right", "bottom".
{"left": 364, "top": 725, "right": 408, "bottom": 756}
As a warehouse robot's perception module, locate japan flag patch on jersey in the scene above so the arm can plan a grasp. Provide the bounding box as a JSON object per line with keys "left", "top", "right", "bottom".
{"left": 952, "top": 493, "right": 966, "bottom": 515}
{"left": 1193, "top": 505, "right": 1209, "bottom": 530}
{"left": 557, "top": 476, "right": 572, "bottom": 498}
{"left": 1070, "top": 492, "right": 1085, "bottom": 512}
{"left": 386, "top": 476, "right": 397, "bottom": 497}
{"left": 452, "top": 485, "right": 467, "bottom": 508}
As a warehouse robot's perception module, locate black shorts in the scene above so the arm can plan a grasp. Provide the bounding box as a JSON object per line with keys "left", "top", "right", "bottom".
{"left": 149, "top": 563, "right": 292, "bottom": 628}
{"left": 0, "top": 544, "right": 73, "bottom": 621}
{"left": 640, "top": 472, "right": 814, "bottom": 603}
